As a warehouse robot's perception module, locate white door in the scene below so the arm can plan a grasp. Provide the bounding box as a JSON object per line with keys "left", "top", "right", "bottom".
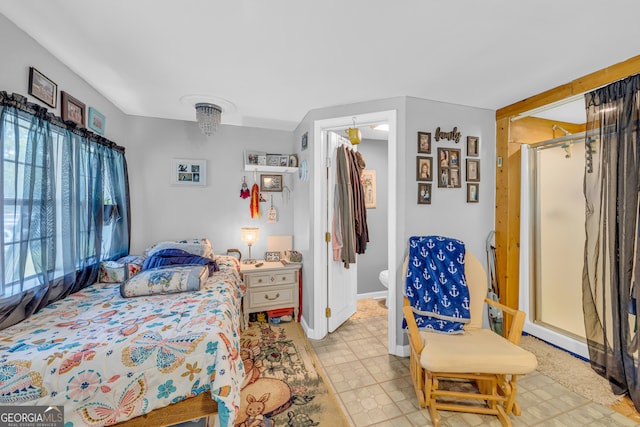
{"left": 326, "top": 131, "right": 357, "bottom": 332}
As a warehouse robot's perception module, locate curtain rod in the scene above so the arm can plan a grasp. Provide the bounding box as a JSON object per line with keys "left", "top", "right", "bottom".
{"left": 0, "top": 91, "right": 125, "bottom": 153}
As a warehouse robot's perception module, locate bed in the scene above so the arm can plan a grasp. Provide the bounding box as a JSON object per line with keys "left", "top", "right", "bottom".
{"left": 0, "top": 254, "right": 245, "bottom": 427}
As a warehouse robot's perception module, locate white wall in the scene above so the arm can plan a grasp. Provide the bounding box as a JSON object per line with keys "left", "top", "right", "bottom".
{"left": 125, "top": 116, "right": 295, "bottom": 255}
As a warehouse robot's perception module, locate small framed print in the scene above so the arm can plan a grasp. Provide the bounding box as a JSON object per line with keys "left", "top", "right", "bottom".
{"left": 173, "top": 158, "right": 206, "bottom": 186}
{"left": 289, "top": 154, "right": 298, "bottom": 167}
{"left": 466, "top": 159, "right": 480, "bottom": 182}
{"left": 260, "top": 174, "right": 283, "bottom": 192}
{"left": 246, "top": 151, "right": 265, "bottom": 165}
{"left": 418, "top": 183, "right": 432, "bottom": 205}
{"left": 279, "top": 155, "right": 289, "bottom": 167}
{"left": 301, "top": 132, "right": 308, "bottom": 151}
{"left": 61, "top": 91, "right": 86, "bottom": 126}
{"left": 417, "top": 131, "right": 431, "bottom": 154}
{"left": 467, "top": 136, "right": 479, "bottom": 157}
{"left": 264, "top": 251, "right": 281, "bottom": 262}
{"left": 28, "top": 67, "right": 57, "bottom": 108}
{"left": 416, "top": 156, "right": 432, "bottom": 182}
{"left": 266, "top": 154, "right": 281, "bottom": 167}
{"left": 467, "top": 183, "right": 479, "bottom": 203}
{"left": 88, "top": 107, "right": 106, "bottom": 135}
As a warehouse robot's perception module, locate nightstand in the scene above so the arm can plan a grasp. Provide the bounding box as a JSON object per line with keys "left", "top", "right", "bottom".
{"left": 240, "top": 261, "right": 301, "bottom": 328}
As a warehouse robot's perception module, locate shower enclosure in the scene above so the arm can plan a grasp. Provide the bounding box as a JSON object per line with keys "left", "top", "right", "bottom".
{"left": 520, "top": 136, "right": 589, "bottom": 357}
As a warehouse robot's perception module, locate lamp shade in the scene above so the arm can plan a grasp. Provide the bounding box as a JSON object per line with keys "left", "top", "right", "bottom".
{"left": 241, "top": 227, "right": 260, "bottom": 244}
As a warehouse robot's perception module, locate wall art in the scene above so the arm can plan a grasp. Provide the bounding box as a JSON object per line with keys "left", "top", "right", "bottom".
{"left": 466, "top": 158, "right": 480, "bottom": 182}
{"left": 173, "top": 158, "right": 206, "bottom": 186}
{"left": 362, "top": 169, "right": 376, "bottom": 208}
{"left": 437, "top": 148, "right": 461, "bottom": 188}
{"left": 88, "top": 107, "right": 106, "bottom": 135}
{"left": 28, "top": 67, "right": 57, "bottom": 108}
{"left": 467, "top": 136, "right": 479, "bottom": 157}
{"left": 417, "top": 131, "right": 431, "bottom": 154}
{"left": 61, "top": 91, "right": 85, "bottom": 126}
{"left": 418, "top": 183, "right": 432, "bottom": 205}
{"left": 467, "top": 183, "right": 479, "bottom": 203}
{"left": 416, "top": 156, "right": 432, "bottom": 182}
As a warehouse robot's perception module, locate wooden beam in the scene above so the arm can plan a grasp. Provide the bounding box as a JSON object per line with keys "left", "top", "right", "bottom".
{"left": 494, "top": 55, "right": 640, "bottom": 316}
{"left": 496, "top": 55, "right": 640, "bottom": 120}
{"left": 115, "top": 393, "right": 217, "bottom": 427}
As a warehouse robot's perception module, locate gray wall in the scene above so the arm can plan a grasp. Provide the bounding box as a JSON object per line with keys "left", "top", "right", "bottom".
{"left": 0, "top": 13, "right": 296, "bottom": 259}
{"left": 357, "top": 138, "right": 388, "bottom": 295}
{"left": 125, "top": 116, "right": 295, "bottom": 256}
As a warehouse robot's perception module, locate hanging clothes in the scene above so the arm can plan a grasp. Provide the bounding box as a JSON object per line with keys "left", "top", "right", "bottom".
{"left": 334, "top": 145, "right": 369, "bottom": 268}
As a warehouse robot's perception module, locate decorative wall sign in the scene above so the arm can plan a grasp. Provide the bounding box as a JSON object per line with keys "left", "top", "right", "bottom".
{"left": 418, "top": 183, "right": 432, "bottom": 204}
{"left": 28, "top": 67, "right": 57, "bottom": 108}
{"left": 417, "top": 131, "right": 431, "bottom": 154}
{"left": 434, "top": 126, "right": 461, "bottom": 143}
{"left": 437, "top": 148, "right": 461, "bottom": 188}
{"left": 173, "top": 158, "right": 206, "bottom": 186}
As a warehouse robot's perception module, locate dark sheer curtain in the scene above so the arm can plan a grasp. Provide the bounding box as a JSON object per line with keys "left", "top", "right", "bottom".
{"left": 0, "top": 92, "right": 130, "bottom": 329}
{"left": 583, "top": 74, "right": 640, "bottom": 409}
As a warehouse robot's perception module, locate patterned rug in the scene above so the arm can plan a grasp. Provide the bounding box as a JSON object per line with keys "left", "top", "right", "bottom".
{"left": 236, "top": 321, "right": 350, "bottom": 427}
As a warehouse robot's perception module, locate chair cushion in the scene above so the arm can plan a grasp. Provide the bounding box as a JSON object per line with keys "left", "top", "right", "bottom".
{"left": 419, "top": 328, "right": 538, "bottom": 375}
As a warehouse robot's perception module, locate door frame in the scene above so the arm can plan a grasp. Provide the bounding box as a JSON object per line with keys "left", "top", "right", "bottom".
{"left": 311, "top": 109, "right": 399, "bottom": 355}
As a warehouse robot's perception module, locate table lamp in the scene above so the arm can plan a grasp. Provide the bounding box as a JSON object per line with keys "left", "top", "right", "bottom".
{"left": 241, "top": 227, "right": 260, "bottom": 264}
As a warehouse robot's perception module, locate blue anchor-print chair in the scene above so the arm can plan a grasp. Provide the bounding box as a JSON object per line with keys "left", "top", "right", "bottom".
{"left": 402, "top": 240, "right": 537, "bottom": 427}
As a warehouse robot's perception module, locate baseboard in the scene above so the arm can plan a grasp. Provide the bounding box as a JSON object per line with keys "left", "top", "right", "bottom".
{"left": 395, "top": 344, "right": 410, "bottom": 357}
{"left": 357, "top": 290, "right": 387, "bottom": 300}
{"left": 300, "top": 316, "right": 323, "bottom": 340}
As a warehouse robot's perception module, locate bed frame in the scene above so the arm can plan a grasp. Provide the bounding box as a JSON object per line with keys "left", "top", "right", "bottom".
{"left": 116, "top": 393, "right": 217, "bottom": 427}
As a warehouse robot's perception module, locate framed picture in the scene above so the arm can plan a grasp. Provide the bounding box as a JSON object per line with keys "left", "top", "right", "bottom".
{"left": 437, "top": 148, "right": 461, "bottom": 188}
{"left": 28, "top": 67, "right": 57, "bottom": 108}
{"left": 288, "top": 155, "right": 298, "bottom": 167}
{"left": 362, "top": 169, "right": 376, "bottom": 208}
{"left": 466, "top": 159, "right": 480, "bottom": 182}
{"left": 61, "top": 91, "right": 86, "bottom": 126}
{"left": 467, "top": 136, "right": 479, "bottom": 157}
{"left": 245, "top": 151, "right": 266, "bottom": 166}
{"left": 416, "top": 156, "right": 432, "bottom": 182}
{"left": 417, "top": 131, "right": 431, "bottom": 154}
{"left": 467, "top": 183, "right": 479, "bottom": 203}
{"left": 279, "top": 155, "right": 289, "bottom": 167}
{"left": 266, "top": 154, "right": 281, "bottom": 167}
{"left": 172, "top": 158, "right": 206, "bottom": 186}
{"left": 264, "top": 251, "right": 281, "bottom": 262}
{"left": 301, "top": 132, "right": 308, "bottom": 151}
{"left": 88, "top": 107, "right": 106, "bottom": 135}
{"left": 260, "top": 174, "right": 283, "bottom": 192}
{"left": 418, "top": 183, "right": 432, "bottom": 205}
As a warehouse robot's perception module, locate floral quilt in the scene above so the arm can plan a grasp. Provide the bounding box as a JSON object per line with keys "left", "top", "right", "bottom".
{"left": 0, "top": 255, "right": 246, "bottom": 427}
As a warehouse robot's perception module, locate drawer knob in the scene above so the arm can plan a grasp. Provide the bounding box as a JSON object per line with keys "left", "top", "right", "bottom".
{"left": 270, "top": 277, "right": 275, "bottom": 282}
{"left": 258, "top": 279, "right": 263, "bottom": 283}
{"left": 264, "top": 293, "right": 280, "bottom": 301}
{"left": 282, "top": 277, "right": 286, "bottom": 281}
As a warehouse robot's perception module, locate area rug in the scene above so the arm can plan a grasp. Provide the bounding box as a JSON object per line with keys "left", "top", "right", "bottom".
{"left": 236, "top": 321, "right": 350, "bottom": 427}
{"left": 519, "top": 335, "right": 622, "bottom": 407}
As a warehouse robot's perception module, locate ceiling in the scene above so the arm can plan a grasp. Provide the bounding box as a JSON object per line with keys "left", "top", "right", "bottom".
{"left": 1, "top": 1, "right": 639, "bottom": 131}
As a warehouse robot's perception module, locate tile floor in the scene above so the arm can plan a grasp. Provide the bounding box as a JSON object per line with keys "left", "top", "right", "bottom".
{"left": 308, "top": 300, "right": 639, "bottom": 427}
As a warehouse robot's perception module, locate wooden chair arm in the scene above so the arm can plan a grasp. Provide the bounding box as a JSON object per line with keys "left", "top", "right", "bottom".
{"left": 484, "top": 297, "right": 526, "bottom": 345}
{"left": 403, "top": 296, "right": 424, "bottom": 353}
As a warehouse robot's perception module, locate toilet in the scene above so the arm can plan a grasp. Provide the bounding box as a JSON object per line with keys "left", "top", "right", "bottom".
{"left": 378, "top": 270, "right": 389, "bottom": 307}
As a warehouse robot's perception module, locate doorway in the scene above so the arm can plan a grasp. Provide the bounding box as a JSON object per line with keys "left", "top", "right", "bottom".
{"left": 311, "top": 110, "right": 399, "bottom": 355}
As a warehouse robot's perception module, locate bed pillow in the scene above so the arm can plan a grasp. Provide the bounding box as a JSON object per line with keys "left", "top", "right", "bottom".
{"left": 120, "top": 265, "right": 208, "bottom": 298}
{"left": 145, "top": 238, "right": 215, "bottom": 259}
{"left": 99, "top": 255, "right": 145, "bottom": 283}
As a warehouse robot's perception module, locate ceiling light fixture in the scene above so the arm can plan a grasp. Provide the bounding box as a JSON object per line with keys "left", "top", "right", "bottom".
{"left": 195, "top": 103, "right": 222, "bottom": 136}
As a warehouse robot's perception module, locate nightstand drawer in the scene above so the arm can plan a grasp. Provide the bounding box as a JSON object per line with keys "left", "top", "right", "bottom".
{"left": 245, "top": 271, "right": 297, "bottom": 288}
{"left": 248, "top": 286, "right": 295, "bottom": 309}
